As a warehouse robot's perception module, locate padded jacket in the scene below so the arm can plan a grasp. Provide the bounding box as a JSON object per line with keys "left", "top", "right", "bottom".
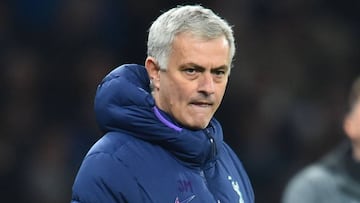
{"left": 71, "top": 64, "right": 254, "bottom": 203}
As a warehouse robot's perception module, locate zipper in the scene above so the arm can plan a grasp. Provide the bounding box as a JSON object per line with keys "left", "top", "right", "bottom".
{"left": 202, "top": 128, "right": 220, "bottom": 202}
{"left": 200, "top": 170, "right": 220, "bottom": 203}
{"left": 204, "top": 128, "right": 217, "bottom": 159}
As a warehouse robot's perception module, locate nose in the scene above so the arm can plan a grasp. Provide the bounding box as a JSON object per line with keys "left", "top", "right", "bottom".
{"left": 198, "top": 72, "right": 215, "bottom": 95}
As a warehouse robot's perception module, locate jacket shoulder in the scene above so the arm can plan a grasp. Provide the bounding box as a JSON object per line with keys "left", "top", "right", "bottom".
{"left": 71, "top": 132, "right": 143, "bottom": 203}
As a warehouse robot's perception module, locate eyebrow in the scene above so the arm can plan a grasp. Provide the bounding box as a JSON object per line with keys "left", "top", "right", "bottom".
{"left": 181, "top": 62, "right": 229, "bottom": 71}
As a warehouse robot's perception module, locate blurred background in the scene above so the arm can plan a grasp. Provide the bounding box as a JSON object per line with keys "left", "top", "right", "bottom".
{"left": 0, "top": 0, "right": 359, "bottom": 202}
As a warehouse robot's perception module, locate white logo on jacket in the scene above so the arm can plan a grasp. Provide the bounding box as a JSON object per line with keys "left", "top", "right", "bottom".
{"left": 228, "top": 176, "right": 244, "bottom": 203}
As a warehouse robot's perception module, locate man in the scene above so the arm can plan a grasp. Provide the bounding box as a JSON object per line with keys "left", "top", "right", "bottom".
{"left": 71, "top": 5, "right": 254, "bottom": 203}
{"left": 282, "top": 77, "right": 360, "bottom": 203}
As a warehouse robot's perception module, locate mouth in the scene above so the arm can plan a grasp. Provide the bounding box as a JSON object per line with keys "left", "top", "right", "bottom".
{"left": 189, "top": 101, "right": 213, "bottom": 107}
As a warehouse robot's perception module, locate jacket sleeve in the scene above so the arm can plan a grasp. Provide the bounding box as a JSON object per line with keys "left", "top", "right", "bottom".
{"left": 71, "top": 152, "right": 140, "bottom": 203}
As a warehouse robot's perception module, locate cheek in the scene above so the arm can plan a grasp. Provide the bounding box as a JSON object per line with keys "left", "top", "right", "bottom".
{"left": 161, "top": 78, "right": 188, "bottom": 104}
{"left": 347, "top": 116, "right": 360, "bottom": 138}
{"left": 216, "top": 84, "right": 227, "bottom": 99}
{"left": 172, "top": 86, "right": 191, "bottom": 104}
{"left": 355, "top": 117, "right": 360, "bottom": 134}
{"left": 167, "top": 79, "right": 192, "bottom": 98}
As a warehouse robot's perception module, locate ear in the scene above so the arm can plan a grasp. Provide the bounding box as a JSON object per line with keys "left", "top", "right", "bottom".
{"left": 145, "top": 57, "right": 160, "bottom": 90}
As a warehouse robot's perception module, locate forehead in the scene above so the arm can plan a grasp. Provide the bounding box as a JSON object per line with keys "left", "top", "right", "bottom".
{"left": 171, "top": 32, "right": 230, "bottom": 67}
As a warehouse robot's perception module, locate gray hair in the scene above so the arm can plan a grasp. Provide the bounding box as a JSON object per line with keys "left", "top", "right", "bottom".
{"left": 147, "top": 5, "right": 235, "bottom": 71}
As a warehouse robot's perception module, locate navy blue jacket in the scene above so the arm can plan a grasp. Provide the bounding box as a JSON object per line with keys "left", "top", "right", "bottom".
{"left": 71, "top": 64, "right": 254, "bottom": 203}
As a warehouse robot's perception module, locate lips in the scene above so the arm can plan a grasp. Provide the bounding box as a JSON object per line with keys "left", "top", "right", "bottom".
{"left": 190, "top": 101, "right": 213, "bottom": 106}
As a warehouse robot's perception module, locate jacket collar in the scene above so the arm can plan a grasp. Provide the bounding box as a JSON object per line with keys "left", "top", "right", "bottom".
{"left": 94, "top": 64, "right": 223, "bottom": 167}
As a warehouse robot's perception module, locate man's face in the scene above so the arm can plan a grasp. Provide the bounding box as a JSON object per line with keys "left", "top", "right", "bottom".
{"left": 151, "top": 32, "right": 230, "bottom": 129}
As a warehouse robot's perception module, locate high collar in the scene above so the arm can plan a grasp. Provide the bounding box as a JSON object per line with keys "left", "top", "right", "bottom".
{"left": 94, "top": 64, "right": 223, "bottom": 167}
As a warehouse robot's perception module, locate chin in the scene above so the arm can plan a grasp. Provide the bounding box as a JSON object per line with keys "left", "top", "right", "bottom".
{"left": 191, "top": 121, "right": 210, "bottom": 130}
{"left": 181, "top": 115, "right": 211, "bottom": 130}
{"left": 181, "top": 121, "right": 205, "bottom": 130}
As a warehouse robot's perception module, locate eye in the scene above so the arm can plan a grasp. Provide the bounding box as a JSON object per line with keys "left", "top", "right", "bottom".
{"left": 213, "top": 70, "right": 226, "bottom": 76}
{"left": 212, "top": 69, "right": 227, "bottom": 81}
{"left": 184, "top": 68, "right": 198, "bottom": 75}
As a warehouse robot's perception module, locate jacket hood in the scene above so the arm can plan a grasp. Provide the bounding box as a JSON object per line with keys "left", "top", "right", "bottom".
{"left": 94, "top": 64, "right": 224, "bottom": 167}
